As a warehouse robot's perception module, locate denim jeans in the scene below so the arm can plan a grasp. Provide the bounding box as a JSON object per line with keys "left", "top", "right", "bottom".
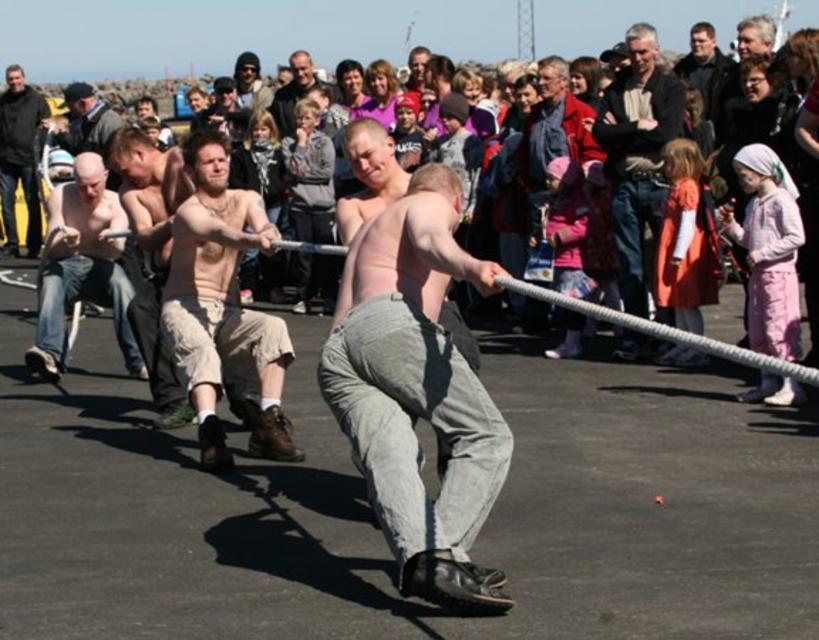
{"left": 611, "top": 178, "right": 669, "bottom": 338}
{"left": 36, "top": 255, "right": 144, "bottom": 371}
{"left": 0, "top": 162, "right": 42, "bottom": 252}
{"left": 318, "top": 294, "right": 513, "bottom": 580}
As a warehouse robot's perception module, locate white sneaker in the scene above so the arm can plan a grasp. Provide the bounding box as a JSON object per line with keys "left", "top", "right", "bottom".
{"left": 240, "top": 289, "right": 254, "bottom": 304}
{"left": 25, "top": 346, "right": 61, "bottom": 382}
{"left": 764, "top": 388, "right": 807, "bottom": 407}
{"left": 292, "top": 300, "right": 308, "bottom": 315}
{"left": 737, "top": 387, "right": 775, "bottom": 403}
{"left": 544, "top": 342, "right": 582, "bottom": 360}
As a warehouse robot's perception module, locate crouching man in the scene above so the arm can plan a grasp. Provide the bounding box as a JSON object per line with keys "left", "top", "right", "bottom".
{"left": 318, "top": 164, "right": 516, "bottom": 614}
{"left": 25, "top": 152, "right": 145, "bottom": 382}
{"left": 160, "top": 130, "right": 304, "bottom": 471}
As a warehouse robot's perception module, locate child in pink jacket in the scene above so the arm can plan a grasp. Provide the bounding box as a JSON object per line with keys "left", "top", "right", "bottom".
{"left": 530, "top": 156, "right": 594, "bottom": 359}
{"left": 721, "top": 143, "right": 806, "bottom": 406}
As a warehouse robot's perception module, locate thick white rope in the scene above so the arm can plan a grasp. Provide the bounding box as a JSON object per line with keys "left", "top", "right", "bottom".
{"left": 8, "top": 236, "right": 817, "bottom": 387}
{"left": 495, "top": 275, "right": 819, "bottom": 387}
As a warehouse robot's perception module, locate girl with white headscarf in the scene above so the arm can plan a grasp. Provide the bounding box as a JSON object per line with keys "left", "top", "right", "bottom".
{"left": 720, "top": 143, "right": 806, "bottom": 406}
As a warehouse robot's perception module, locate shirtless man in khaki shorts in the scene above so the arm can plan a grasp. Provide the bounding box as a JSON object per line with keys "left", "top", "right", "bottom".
{"left": 160, "top": 130, "right": 304, "bottom": 472}
{"left": 318, "top": 164, "right": 515, "bottom": 614}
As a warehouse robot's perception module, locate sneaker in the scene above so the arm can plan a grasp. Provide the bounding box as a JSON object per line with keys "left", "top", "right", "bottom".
{"left": 611, "top": 340, "right": 651, "bottom": 363}
{"left": 269, "top": 287, "right": 287, "bottom": 304}
{"left": 400, "top": 551, "right": 515, "bottom": 615}
{"left": 198, "top": 415, "right": 234, "bottom": 472}
{"left": 764, "top": 388, "right": 807, "bottom": 407}
{"left": 654, "top": 344, "right": 686, "bottom": 366}
{"left": 129, "top": 365, "right": 149, "bottom": 380}
{"left": 673, "top": 349, "right": 711, "bottom": 369}
{"left": 247, "top": 405, "right": 306, "bottom": 462}
{"left": 736, "top": 387, "right": 775, "bottom": 404}
{"left": 240, "top": 289, "right": 254, "bottom": 304}
{"left": 153, "top": 402, "right": 197, "bottom": 431}
{"left": 25, "top": 346, "right": 61, "bottom": 382}
{"left": 544, "top": 342, "right": 582, "bottom": 360}
{"left": 292, "top": 300, "right": 308, "bottom": 315}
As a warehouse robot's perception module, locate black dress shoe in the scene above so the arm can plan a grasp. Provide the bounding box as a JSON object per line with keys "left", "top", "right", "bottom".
{"left": 401, "top": 551, "right": 515, "bottom": 615}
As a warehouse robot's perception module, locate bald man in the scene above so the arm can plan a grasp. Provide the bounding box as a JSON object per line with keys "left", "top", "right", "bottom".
{"left": 25, "top": 152, "right": 145, "bottom": 382}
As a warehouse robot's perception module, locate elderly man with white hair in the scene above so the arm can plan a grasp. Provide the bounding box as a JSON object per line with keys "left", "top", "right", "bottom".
{"left": 25, "top": 152, "right": 145, "bottom": 382}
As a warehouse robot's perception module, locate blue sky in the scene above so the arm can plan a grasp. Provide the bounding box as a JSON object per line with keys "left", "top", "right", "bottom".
{"left": 3, "top": 0, "right": 818, "bottom": 83}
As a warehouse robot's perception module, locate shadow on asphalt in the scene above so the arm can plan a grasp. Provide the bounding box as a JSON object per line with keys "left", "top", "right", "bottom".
{"left": 4, "top": 389, "right": 154, "bottom": 426}
{"left": 599, "top": 384, "right": 738, "bottom": 402}
{"left": 50, "top": 423, "right": 459, "bottom": 631}
{"left": 746, "top": 405, "right": 819, "bottom": 438}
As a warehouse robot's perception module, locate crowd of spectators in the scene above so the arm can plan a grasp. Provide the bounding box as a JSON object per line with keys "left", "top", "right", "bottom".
{"left": 2, "top": 14, "right": 819, "bottom": 411}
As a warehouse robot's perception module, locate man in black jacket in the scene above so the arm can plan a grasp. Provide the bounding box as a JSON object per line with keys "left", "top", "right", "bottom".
{"left": 592, "top": 23, "right": 686, "bottom": 362}
{"left": 0, "top": 65, "right": 50, "bottom": 258}
{"left": 269, "top": 50, "right": 339, "bottom": 139}
{"left": 673, "top": 22, "right": 738, "bottom": 142}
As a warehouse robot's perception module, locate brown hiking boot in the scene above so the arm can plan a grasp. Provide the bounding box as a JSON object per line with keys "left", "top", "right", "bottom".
{"left": 198, "top": 415, "right": 234, "bottom": 473}
{"left": 247, "top": 406, "right": 306, "bottom": 462}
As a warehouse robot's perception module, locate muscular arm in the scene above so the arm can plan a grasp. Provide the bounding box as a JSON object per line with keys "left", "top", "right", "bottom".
{"left": 331, "top": 231, "right": 361, "bottom": 328}
{"left": 405, "top": 194, "right": 507, "bottom": 293}
{"left": 97, "top": 198, "right": 129, "bottom": 260}
{"left": 120, "top": 189, "right": 173, "bottom": 251}
{"left": 173, "top": 200, "right": 267, "bottom": 251}
{"left": 336, "top": 196, "right": 365, "bottom": 245}
{"left": 163, "top": 148, "right": 195, "bottom": 211}
{"left": 243, "top": 192, "right": 281, "bottom": 255}
{"left": 43, "top": 185, "right": 72, "bottom": 260}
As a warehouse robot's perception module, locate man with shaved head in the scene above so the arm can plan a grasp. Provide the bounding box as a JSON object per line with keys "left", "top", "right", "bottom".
{"left": 25, "top": 152, "right": 145, "bottom": 382}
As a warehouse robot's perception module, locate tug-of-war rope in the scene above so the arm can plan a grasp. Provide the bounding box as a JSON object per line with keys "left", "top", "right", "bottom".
{"left": 4, "top": 235, "right": 818, "bottom": 388}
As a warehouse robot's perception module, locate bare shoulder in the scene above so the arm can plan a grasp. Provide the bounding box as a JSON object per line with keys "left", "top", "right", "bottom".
{"left": 339, "top": 187, "right": 376, "bottom": 209}
{"left": 176, "top": 193, "right": 202, "bottom": 218}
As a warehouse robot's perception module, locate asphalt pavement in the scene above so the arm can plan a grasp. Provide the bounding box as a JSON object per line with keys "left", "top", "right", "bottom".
{"left": 2, "top": 255, "right": 819, "bottom": 640}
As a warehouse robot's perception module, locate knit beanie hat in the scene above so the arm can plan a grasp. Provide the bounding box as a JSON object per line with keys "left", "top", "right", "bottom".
{"left": 547, "top": 156, "right": 583, "bottom": 186}
{"left": 439, "top": 92, "right": 470, "bottom": 125}
{"left": 395, "top": 93, "right": 421, "bottom": 118}
{"left": 235, "top": 51, "right": 261, "bottom": 75}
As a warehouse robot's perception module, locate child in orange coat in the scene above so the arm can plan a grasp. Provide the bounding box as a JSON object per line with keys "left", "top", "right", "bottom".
{"left": 654, "top": 139, "right": 719, "bottom": 367}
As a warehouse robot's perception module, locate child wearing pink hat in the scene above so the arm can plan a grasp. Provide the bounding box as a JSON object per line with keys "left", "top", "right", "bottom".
{"left": 531, "top": 156, "right": 596, "bottom": 359}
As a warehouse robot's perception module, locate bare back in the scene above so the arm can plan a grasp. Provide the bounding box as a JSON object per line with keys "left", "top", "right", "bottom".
{"left": 340, "top": 192, "right": 456, "bottom": 323}
{"left": 164, "top": 190, "right": 255, "bottom": 302}
{"left": 119, "top": 148, "right": 193, "bottom": 269}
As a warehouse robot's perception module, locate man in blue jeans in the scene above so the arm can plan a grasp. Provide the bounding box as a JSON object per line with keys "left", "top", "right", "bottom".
{"left": 318, "top": 164, "right": 515, "bottom": 614}
{"left": 25, "top": 153, "right": 145, "bottom": 382}
{"left": 0, "top": 64, "right": 50, "bottom": 258}
{"left": 593, "top": 22, "right": 686, "bottom": 361}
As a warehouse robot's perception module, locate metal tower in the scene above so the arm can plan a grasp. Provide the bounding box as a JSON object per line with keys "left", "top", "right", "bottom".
{"left": 518, "top": 0, "right": 535, "bottom": 62}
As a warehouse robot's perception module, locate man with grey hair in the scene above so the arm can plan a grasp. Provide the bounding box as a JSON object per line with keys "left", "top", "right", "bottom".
{"left": 736, "top": 15, "right": 776, "bottom": 59}
{"left": 0, "top": 64, "right": 50, "bottom": 258}
{"left": 592, "top": 22, "right": 686, "bottom": 362}
{"left": 519, "top": 54, "right": 604, "bottom": 193}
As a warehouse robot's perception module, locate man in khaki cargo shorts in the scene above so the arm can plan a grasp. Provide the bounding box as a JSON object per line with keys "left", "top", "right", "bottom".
{"left": 160, "top": 129, "right": 305, "bottom": 472}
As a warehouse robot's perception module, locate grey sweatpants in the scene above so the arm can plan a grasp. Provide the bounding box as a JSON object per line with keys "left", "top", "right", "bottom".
{"left": 317, "top": 293, "right": 513, "bottom": 576}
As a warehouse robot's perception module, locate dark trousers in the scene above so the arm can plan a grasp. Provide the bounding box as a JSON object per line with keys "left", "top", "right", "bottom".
{"left": 611, "top": 178, "right": 669, "bottom": 340}
{"left": 290, "top": 208, "right": 339, "bottom": 302}
{"left": 0, "top": 162, "right": 41, "bottom": 253}
{"left": 127, "top": 275, "right": 186, "bottom": 410}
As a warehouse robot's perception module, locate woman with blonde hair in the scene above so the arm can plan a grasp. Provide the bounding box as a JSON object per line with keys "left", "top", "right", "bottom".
{"left": 351, "top": 59, "right": 401, "bottom": 132}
